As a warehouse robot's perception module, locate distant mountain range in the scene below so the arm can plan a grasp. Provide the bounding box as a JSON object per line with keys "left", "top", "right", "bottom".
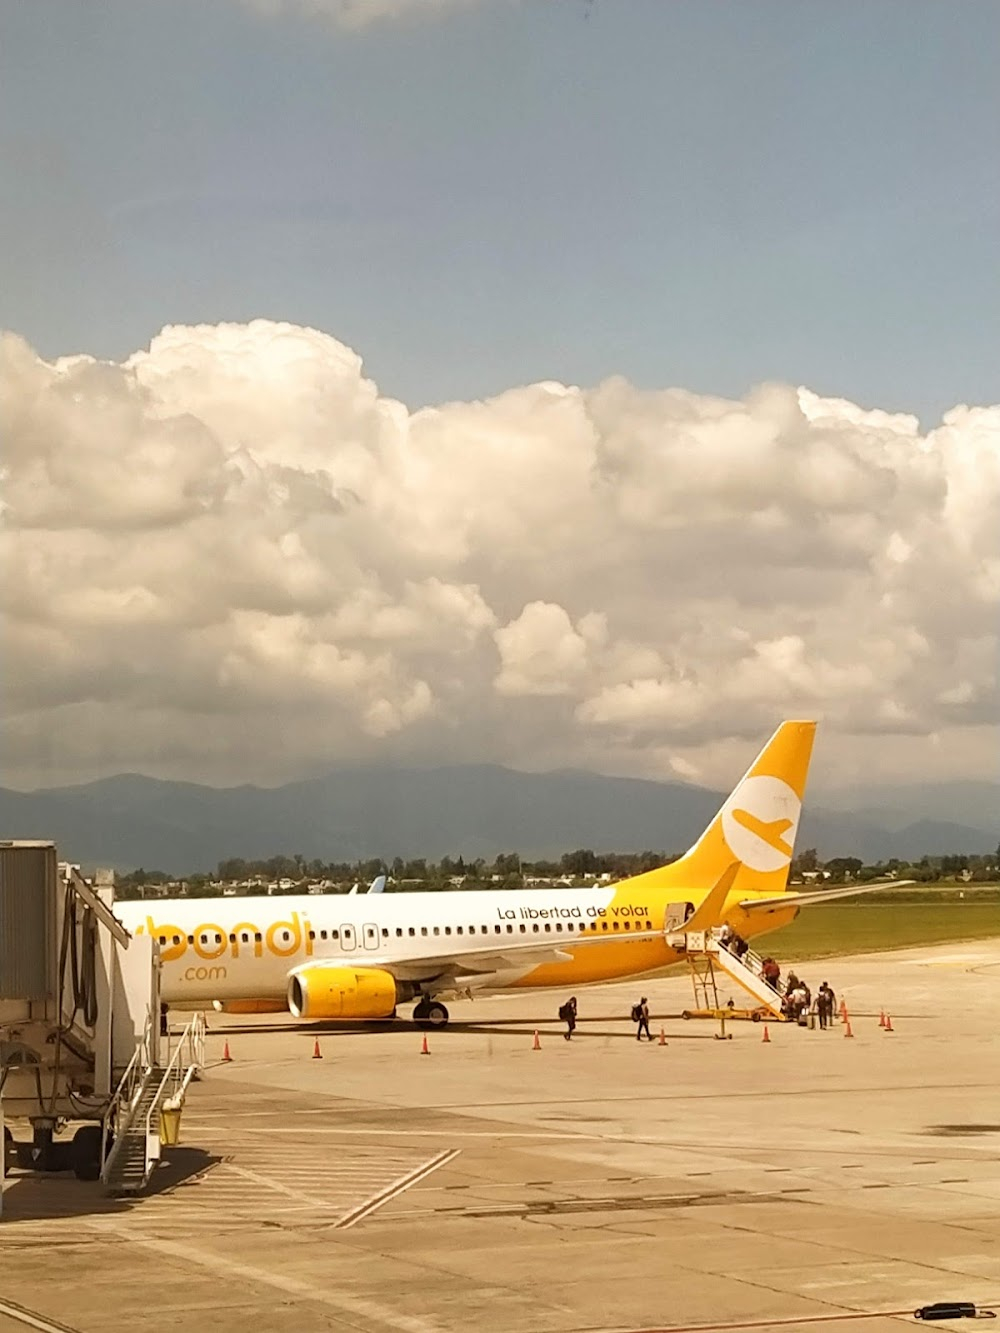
{"left": 0, "top": 767, "right": 996, "bottom": 875}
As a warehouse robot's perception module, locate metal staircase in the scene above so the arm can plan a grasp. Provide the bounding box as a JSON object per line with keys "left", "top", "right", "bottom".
{"left": 100, "top": 1012, "right": 204, "bottom": 1196}
{"left": 682, "top": 930, "right": 787, "bottom": 1019}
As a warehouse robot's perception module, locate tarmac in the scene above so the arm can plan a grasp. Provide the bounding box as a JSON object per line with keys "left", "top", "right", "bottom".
{"left": 4, "top": 940, "right": 1000, "bottom": 1333}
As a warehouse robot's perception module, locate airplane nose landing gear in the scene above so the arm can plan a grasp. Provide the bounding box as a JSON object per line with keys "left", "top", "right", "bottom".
{"left": 413, "top": 998, "right": 449, "bottom": 1029}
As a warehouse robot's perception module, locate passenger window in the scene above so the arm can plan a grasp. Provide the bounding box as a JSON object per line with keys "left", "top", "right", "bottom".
{"left": 495, "top": 925, "right": 502, "bottom": 934}
{"left": 320, "top": 930, "right": 327, "bottom": 940}
{"left": 230, "top": 933, "right": 237, "bottom": 943}
{"left": 421, "top": 927, "right": 428, "bottom": 936}
{"left": 556, "top": 923, "right": 563, "bottom": 932}
{"left": 254, "top": 932, "right": 262, "bottom": 943}
{"left": 433, "top": 926, "right": 441, "bottom": 936}
{"left": 646, "top": 920, "right": 652, "bottom": 930}
{"left": 507, "top": 924, "right": 513, "bottom": 934}
{"left": 173, "top": 934, "right": 181, "bottom": 945}
{"left": 281, "top": 930, "right": 290, "bottom": 942}
{"left": 395, "top": 928, "right": 403, "bottom": 938}
{"left": 532, "top": 924, "right": 540, "bottom": 933}
{"left": 158, "top": 935, "right": 166, "bottom": 945}
{"left": 242, "top": 932, "right": 250, "bottom": 943}
{"left": 307, "top": 930, "right": 315, "bottom": 941}
{"left": 481, "top": 925, "right": 488, "bottom": 935}
{"left": 382, "top": 928, "right": 389, "bottom": 938}
{"left": 332, "top": 929, "right": 339, "bottom": 940}
{"left": 624, "top": 921, "right": 631, "bottom": 931}
{"left": 188, "top": 934, "right": 194, "bottom": 943}
{"left": 613, "top": 921, "right": 620, "bottom": 931}
{"left": 409, "top": 927, "right": 416, "bottom": 936}
{"left": 519, "top": 924, "right": 526, "bottom": 933}
{"left": 454, "top": 926, "right": 460, "bottom": 935}
{"left": 601, "top": 922, "right": 608, "bottom": 931}
{"left": 544, "top": 923, "right": 551, "bottom": 932}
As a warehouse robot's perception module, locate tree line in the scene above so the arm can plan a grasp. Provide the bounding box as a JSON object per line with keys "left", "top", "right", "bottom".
{"left": 112, "top": 844, "right": 1000, "bottom": 898}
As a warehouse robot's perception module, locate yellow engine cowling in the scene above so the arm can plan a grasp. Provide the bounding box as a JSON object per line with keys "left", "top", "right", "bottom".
{"left": 287, "top": 965, "right": 397, "bottom": 1020}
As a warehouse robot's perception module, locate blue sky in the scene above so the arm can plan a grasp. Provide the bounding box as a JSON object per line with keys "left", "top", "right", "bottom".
{"left": 2, "top": 0, "right": 998, "bottom": 421}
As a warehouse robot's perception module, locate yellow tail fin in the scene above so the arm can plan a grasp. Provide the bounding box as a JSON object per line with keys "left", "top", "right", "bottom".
{"left": 629, "top": 720, "right": 817, "bottom": 898}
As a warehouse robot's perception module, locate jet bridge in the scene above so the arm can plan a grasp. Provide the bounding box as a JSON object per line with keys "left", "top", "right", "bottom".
{"left": 1, "top": 841, "right": 203, "bottom": 1208}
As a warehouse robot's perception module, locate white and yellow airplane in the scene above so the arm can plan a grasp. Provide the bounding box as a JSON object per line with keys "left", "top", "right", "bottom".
{"left": 121, "top": 720, "right": 890, "bottom": 1028}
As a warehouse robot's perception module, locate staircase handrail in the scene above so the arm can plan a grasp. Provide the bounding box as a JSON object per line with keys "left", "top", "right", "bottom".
{"left": 99, "top": 1007, "right": 154, "bottom": 1179}
{"left": 144, "top": 1011, "right": 204, "bottom": 1144}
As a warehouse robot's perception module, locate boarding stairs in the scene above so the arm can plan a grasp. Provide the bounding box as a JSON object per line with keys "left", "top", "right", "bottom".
{"left": 100, "top": 1012, "right": 204, "bottom": 1196}
{"left": 681, "top": 931, "right": 787, "bottom": 1020}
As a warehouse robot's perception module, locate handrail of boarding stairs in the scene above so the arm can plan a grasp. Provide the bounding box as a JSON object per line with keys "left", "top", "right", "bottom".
{"left": 143, "top": 1011, "right": 205, "bottom": 1147}
{"left": 99, "top": 1010, "right": 205, "bottom": 1183}
{"left": 709, "top": 932, "right": 787, "bottom": 999}
{"left": 99, "top": 1007, "right": 155, "bottom": 1179}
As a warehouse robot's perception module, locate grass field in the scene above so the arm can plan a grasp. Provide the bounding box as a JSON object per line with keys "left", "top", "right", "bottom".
{"left": 767, "top": 899, "right": 1000, "bottom": 963}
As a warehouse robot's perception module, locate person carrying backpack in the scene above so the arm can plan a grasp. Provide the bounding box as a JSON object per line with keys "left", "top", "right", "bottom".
{"left": 632, "top": 996, "right": 652, "bottom": 1041}
{"left": 559, "top": 996, "right": 578, "bottom": 1040}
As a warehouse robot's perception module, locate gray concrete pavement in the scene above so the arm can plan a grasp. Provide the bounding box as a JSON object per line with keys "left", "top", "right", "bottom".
{"left": 3, "top": 941, "right": 1000, "bottom": 1332}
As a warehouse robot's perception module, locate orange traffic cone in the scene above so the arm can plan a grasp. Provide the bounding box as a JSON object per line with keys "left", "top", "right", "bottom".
{"left": 762, "top": 1025, "right": 770, "bottom": 1044}
{"left": 658, "top": 1026, "right": 667, "bottom": 1046}
{"left": 312, "top": 1038, "right": 323, "bottom": 1059}
{"left": 844, "top": 1018, "right": 854, "bottom": 1038}
{"left": 222, "top": 1039, "right": 232, "bottom": 1063}
{"left": 839, "top": 999, "right": 848, "bottom": 1023}
{"left": 532, "top": 1030, "right": 541, "bottom": 1051}
{"left": 884, "top": 1013, "right": 894, "bottom": 1032}
{"left": 878, "top": 1010, "right": 886, "bottom": 1028}
{"left": 420, "top": 1033, "right": 430, "bottom": 1055}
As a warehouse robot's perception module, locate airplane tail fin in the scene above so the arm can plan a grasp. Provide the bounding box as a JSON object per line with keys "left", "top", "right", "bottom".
{"left": 632, "top": 720, "right": 817, "bottom": 899}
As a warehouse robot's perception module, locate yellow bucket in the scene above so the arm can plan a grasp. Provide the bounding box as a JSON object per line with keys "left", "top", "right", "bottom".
{"left": 159, "top": 1106, "right": 182, "bottom": 1146}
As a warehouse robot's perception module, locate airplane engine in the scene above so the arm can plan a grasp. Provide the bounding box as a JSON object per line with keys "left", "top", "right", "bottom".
{"left": 287, "top": 965, "right": 398, "bottom": 1020}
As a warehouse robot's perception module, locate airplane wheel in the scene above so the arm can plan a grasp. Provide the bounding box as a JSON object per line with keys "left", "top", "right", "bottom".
{"left": 414, "top": 1001, "right": 449, "bottom": 1029}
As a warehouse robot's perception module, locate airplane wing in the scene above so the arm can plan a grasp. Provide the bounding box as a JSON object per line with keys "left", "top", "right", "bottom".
{"left": 367, "top": 875, "right": 387, "bottom": 894}
{"left": 739, "top": 880, "right": 916, "bottom": 912}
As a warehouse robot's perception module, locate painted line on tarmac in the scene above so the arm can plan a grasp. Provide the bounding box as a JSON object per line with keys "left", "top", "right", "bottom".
{"left": 0, "top": 1299, "right": 81, "bottom": 1333}
{"left": 335, "top": 1148, "right": 461, "bottom": 1230}
{"left": 85, "top": 1222, "right": 444, "bottom": 1333}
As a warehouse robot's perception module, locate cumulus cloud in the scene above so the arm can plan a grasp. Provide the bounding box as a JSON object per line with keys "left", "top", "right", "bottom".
{"left": 1, "top": 319, "right": 997, "bottom": 790}
{"left": 234, "top": 0, "right": 487, "bottom": 32}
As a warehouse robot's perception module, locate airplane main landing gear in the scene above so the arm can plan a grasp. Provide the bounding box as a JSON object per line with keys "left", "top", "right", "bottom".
{"left": 413, "top": 998, "right": 449, "bottom": 1029}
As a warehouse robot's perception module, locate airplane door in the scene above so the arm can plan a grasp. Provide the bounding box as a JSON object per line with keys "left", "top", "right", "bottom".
{"left": 362, "top": 922, "right": 379, "bottom": 951}
{"left": 664, "top": 901, "right": 694, "bottom": 949}
{"left": 340, "top": 924, "right": 356, "bottom": 951}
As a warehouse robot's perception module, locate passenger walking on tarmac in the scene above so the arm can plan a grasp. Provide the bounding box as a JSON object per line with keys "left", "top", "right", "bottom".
{"left": 816, "top": 983, "right": 832, "bottom": 1029}
{"left": 633, "top": 996, "right": 652, "bottom": 1041}
{"left": 559, "top": 996, "right": 578, "bottom": 1041}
